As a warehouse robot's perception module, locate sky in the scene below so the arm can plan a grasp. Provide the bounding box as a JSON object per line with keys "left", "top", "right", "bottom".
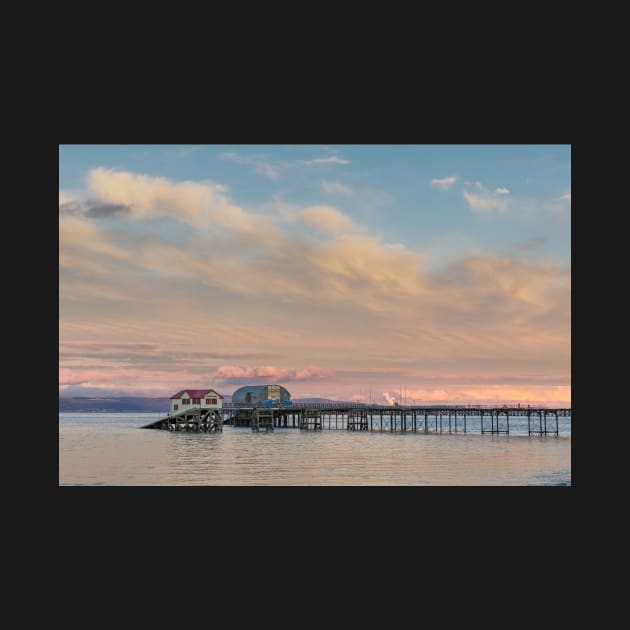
{"left": 59, "top": 144, "right": 571, "bottom": 405}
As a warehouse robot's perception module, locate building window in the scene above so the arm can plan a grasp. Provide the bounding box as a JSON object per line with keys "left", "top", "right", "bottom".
{"left": 173, "top": 404, "right": 178, "bottom": 411}
{"left": 205, "top": 398, "right": 212, "bottom": 405}
{"left": 182, "top": 399, "right": 190, "bottom": 405}
{"left": 210, "top": 398, "right": 217, "bottom": 405}
{"left": 192, "top": 398, "right": 200, "bottom": 404}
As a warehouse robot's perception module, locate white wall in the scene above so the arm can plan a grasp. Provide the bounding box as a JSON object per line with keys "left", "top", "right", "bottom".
{"left": 170, "top": 390, "right": 223, "bottom": 415}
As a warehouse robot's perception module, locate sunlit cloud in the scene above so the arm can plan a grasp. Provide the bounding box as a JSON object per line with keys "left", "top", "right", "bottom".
{"left": 301, "top": 205, "right": 353, "bottom": 233}
{"left": 60, "top": 166, "right": 569, "bottom": 402}
{"left": 88, "top": 168, "right": 229, "bottom": 220}
{"left": 213, "top": 365, "right": 333, "bottom": 383}
{"left": 494, "top": 187, "right": 510, "bottom": 195}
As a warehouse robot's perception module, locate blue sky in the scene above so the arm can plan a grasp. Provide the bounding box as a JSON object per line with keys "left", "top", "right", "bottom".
{"left": 60, "top": 144, "right": 571, "bottom": 266}
{"left": 59, "top": 145, "right": 571, "bottom": 404}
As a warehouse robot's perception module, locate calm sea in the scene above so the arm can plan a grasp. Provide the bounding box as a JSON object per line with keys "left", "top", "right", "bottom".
{"left": 59, "top": 412, "right": 571, "bottom": 486}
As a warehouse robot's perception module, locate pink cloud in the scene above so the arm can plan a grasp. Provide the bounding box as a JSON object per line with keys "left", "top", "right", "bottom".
{"left": 59, "top": 368, "right": 124, "bottom": 386}
{"left": 404, "top": 385, "right": 570, "bottom": 406}
{"left": 214, "top": 365, "right": 333, "bottom": 382}
{"left": 293, "top": 368, "right": 332, "bottom": 380}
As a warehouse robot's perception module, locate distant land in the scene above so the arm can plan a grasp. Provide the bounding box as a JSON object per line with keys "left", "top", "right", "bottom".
{"left": 58, "top": 396, "right": 343, "bottom": 412}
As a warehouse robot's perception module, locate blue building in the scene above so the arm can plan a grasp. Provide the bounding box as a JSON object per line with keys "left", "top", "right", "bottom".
{"left": 231, "top": 384, "right": 292, "bottom": 407}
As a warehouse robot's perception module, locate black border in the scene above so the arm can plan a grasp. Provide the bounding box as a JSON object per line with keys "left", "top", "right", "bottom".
{"left": 52, "top": 90, "right": 575, "bottom": 572}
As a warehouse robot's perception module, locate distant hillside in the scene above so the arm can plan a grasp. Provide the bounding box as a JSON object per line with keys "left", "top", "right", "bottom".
{"left": 59, "top": 395, "right": 356, "bottom": 412}
{"left": 59, "top": 397, "right": 171, "bottom": 412}
{"left": 293, "top": 397, "right": 345, "bottom": 404}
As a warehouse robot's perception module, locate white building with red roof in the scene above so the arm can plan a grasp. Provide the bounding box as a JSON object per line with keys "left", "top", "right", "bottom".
{"left": 169, "top": 388, "right": 224, "bottom": 415}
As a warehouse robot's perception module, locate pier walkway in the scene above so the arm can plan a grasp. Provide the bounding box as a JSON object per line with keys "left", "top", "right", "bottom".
{"left": 142, "top": 404, "right": 570, "bottom": 436}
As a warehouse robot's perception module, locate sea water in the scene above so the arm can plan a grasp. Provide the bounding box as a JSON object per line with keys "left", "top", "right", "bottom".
{"left": 59, "top": 412, "right": 571, "bottom": 485}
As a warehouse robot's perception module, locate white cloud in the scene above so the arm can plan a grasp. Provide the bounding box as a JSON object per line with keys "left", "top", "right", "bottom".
{"left": 306, "top": 156, "right": 350, "bottom": 165}
{"left": 220, "top": 152, "right": 350, "bottom": 179}
{"left": 494, "top": 187, "right": 510, "bottom": 195}
{"left": 463, "top": 185, "right": 510, "bottom": 214}
{"left": 559, "top": 192, "right": 571, "bottom": 201}
{"left": 431, "top": 176, "right": 457, "bottom": 190}
{"left": 220, "top": 152, "right": 284, "bottom": 179}
{"left": 321, "top": 180, "right": 353, "bottom": 194}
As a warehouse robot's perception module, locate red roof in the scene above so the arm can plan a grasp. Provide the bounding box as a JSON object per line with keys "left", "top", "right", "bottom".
{"left": 170, "top": 389, "right": 224, "bottom": 400}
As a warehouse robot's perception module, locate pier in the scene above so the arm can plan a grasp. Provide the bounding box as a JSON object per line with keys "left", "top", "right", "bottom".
{"left": 251, "top": 408, "right": 274, "bottom": 432}
{"left": 142, "top": 404, "right": 570, "bottom": 436}
{"left": 141, "top": 407, "right": 223, "bottom": 432}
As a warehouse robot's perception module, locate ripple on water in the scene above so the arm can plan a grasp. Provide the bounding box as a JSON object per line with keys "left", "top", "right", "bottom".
{"left": 59, "top": 414, "right": 571, "bottom": 486}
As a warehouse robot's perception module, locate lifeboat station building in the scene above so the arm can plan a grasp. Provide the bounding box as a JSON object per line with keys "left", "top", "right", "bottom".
{"left": 169, "top": 388, "right": 224, "bottom": 415}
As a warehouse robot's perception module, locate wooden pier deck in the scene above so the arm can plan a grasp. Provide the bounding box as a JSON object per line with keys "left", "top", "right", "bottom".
{"left": 142, "top": 404, "right": 570, "bottom": 436}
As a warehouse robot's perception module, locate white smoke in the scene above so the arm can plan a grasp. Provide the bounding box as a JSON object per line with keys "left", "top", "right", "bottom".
{"left": 382, "top": 392, "right": 396, "bottom": 405}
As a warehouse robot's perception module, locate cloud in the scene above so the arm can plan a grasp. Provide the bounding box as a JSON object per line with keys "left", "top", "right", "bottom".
{"left": 59, "top": 199, "right": 131, "bottom": 218}
{"left": 554, "top": 192, "right": 571, "bottom": 201}
{"left": 463, "top": 186, "right": 510, "bottom": 213}
{"left": 220, "top": 152, "right": 350, "bottom": 179}
{"left": 306, "top": 156, "right": 350, "bottom": 165}
{"left": 60, "top": 367, "right": 150, "bottom": 388}
{"left": 213, "top": 365, "right": 333, "bottom": 383}
{"left": 70, "top": 168, "right": 278, "bottom": 245}
{"left": 401, "top": 385, "right": 571, "bottom": 405}
{"left": 220, "top": 152, "right": 284, "bottom": 179}
{"left": 301, "top": 206, "right": 353, "bottom": 233}
{"left": 59, "top": 216, "right": 130, "bottom": 274}
{"left": 515, "top": 236, "right": 547, "bottom": 255}
{"left": 494, "top": 187, "right": 510, "bottom": 195}
{"left": 86, "top": 203, "right": 130, "bottom": 218}
{"left": 59, "top": 201, "right": 83, "bottom": 216}
{"left": 60, "top": 166, "right": 569, "bottom": 403}
{"left": 87, "top": 168, "right": 231, "bottom": 220}
{"left": 431, "top": 176, "right": 457, "bottom": 190}
{"left": 321, "top": 180, "right": 352, "bottom": 194}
